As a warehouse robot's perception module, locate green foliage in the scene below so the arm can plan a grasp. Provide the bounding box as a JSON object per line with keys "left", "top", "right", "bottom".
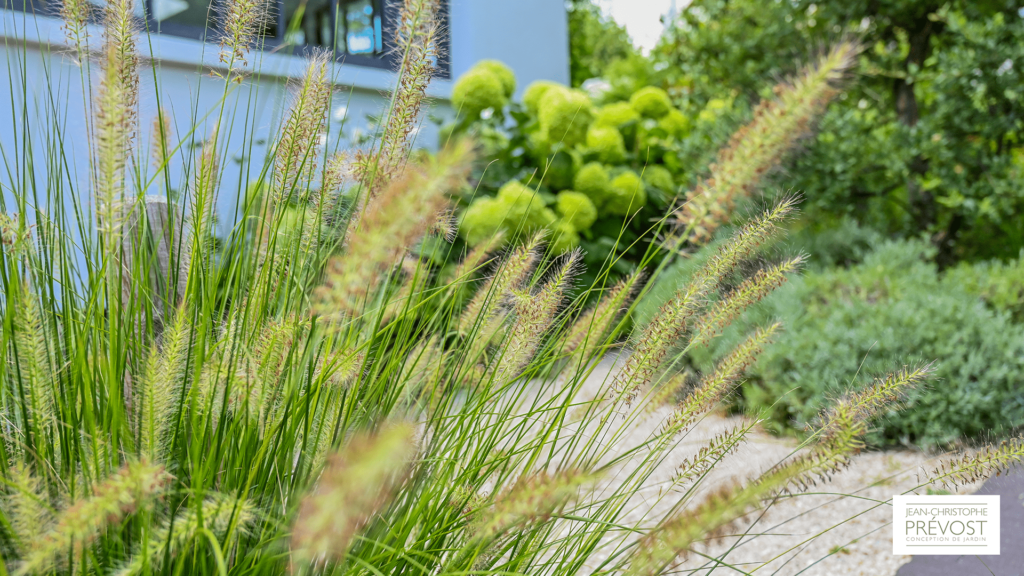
{"left": 565, "top": 0, "right": 637, "bottom": 87}
{"left": 606, "top": 170, "right": 646, "bottom": 215}
{"left": 595, "top": 101, "right": 641, "bottom": 128}
{"left": 549, "top": 218, "right": 581, "bottom": 252}
{"left": 459, "top": 196, "right": 507, "bottom": 246}
{"left": 452, "top": 68, "right": 508, "bottom": 118}
{"left": 544, "top": 149, "right": 579, "bottom": 191}
{"left": 556, "top": 191, "right": 598, "bottom": 230}
{"left": 586, "top": 125, "right": 626, "bottom": 163}
{"left": 523, "top": 80, "right": 561, "bottom": 115}
{"left": 630, "top": 86, "right": 674, "bottom": 119}
{"left": 946, "top": 251, "right": 1024, "bottom": 321}
{"left": 642, "top": 165, "right": 675, "bottom": 193}
{"left": 459, "top": 181, "right": 561, "bottom": 248}
{"left": 655, "top": 0, "right": 1024, "bottom": 261}
{"left": 573, "top": 161, "right": 611, "bottom": 203}
{"left": 475, "top": 59, "right": 516, "bottom": 96}
{"left": 673, "top": 238, "right": 1024, "bottom": 448}
{"left": 538, "top": 86, "right": 595, "bottom": 147}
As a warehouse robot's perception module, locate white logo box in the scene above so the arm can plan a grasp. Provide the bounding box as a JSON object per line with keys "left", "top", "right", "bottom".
{"left": 893, "top": 495, "right": 1000, "bottom": 555}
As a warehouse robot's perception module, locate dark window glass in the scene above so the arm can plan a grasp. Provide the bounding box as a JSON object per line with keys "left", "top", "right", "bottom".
{"left": 150, "top": 0, "right": 210, "bottom": 28}
{"left": 281, "top": 0, "right": 335, "bottom": 48}
{"left": 4, "top": 0, "right": 448, "bottom": 75}
{"left": 341, "top": 0, "right": 378, "bottom": 55}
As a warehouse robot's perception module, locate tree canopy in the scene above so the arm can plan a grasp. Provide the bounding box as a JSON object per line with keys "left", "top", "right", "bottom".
{"left": 649, "top": 0, "right": 1024, "bottom": 262}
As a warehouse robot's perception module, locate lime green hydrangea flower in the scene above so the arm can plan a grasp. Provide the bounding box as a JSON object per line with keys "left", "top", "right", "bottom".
{"left": 497, "top": 180, "right": 557, "bottom": 230}
{"left": 642, "top": 165, "right": 675, "bottom": 193}
{"left": 474, "top": 60, "right": 516, "bottom": 97}
{"left": 629, "top": 86, "right": 673, "bottom": 119}
{"left": 586, "top": 125, "right": 626, "bottom": 164}
{"left": 594, "top": 102, "right": 641, "bottom": 128}
{"left": 452, "top": 69, "right": 507, "bottom": 118}
{"left": 460, "top": 197, "right": 506, "bottom": 246}
{"left": 543, "top": 150, "right": 579, "bottom": 191}
{"left": 556, "top": 191, "right": 598, "bottom": 231}
{"left": 549, "top": 219, "right": 580, "bottom": 253}
{"left": 573, "top": 162, "right": 612, "bottom": 210}
{"left": 538, "top": 86, "right": 594, "bottom": 147}
{"left": 606, "top": 170, "right": 647, "bottom": 215}
{"left": 523, "top": 80, "right": 561, "bottom": 116}
{"left": 459, "top": 181, "right": 558, "bottom": 247}
{"left": 657, "top": 109, "right": 690, "bottom": 139}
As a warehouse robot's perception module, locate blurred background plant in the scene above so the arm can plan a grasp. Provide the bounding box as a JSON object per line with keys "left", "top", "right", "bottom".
{"left": 652, "top": 0, "right": 1024, "bottom": 264}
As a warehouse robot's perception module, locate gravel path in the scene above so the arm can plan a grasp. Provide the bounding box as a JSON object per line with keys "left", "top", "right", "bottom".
{"left": 564, "top": 355, "right": 984, "bottom": 575}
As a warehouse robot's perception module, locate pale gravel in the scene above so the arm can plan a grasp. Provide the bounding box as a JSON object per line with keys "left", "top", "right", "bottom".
{"left": 549, "top": 354, "right": 984, "bottom": 576}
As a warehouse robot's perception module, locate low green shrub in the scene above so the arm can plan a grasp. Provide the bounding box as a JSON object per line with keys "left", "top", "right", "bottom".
{"left": 673, "top": 239, "right": 1024, "bottom": 447}
{"left": 946, "top": 251, "right": 1024, "bottom": 322}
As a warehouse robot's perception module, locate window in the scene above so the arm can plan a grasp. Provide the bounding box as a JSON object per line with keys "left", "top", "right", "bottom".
{"left": 3, "top": 0, "right": 450, "bottom": 77}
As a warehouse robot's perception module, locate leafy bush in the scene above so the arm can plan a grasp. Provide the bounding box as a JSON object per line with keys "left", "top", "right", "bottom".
{"left": 654, "top": 0, "right": 1024, "bottom": 262}
{"left": 675, "top": 239, "right": 1024, "bottom": 447}
{"left": 946, "top": 251, "right": 1024, "bottom": 322}
{"left": 446, "top": 45, "right": 852, "bottom": 286}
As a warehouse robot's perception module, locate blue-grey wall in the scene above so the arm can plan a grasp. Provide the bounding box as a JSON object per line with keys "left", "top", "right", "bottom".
{"left": 449, "top": 0, "right": 570, "bottom": 96}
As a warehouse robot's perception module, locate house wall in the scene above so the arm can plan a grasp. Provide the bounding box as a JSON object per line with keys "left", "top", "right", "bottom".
{"left": 0, "top": 0, "right": 568, "bottom": 229}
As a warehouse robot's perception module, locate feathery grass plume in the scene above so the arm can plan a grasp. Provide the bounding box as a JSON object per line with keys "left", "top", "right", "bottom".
{"left": 150, "top": 111, "right": 172, "bottom": 171}
{"left": 274, "top": 51, "right": 333, "bottom": 205}
{"left": 94, "top": 0, "right": 139, "bottom": 299}
{"left": 930, "top": 437, "right": 1024, "bottom": 490}
{"left": 675, "top": 41, "right": 858, "bottom": 244}
{"left": 314, "top": 140, "right": 473, "bottom": 316}
{"left": 627, "top": 480, "right": 765, "bottom": 576}
{"left": 630, "top": 365, "right": 929, "bottom": 576}
{"left": 321, "top": 152, "right": 350, "bottom": 199}
{"left": 290, "top": 424, "right": 416, "bottom": 567}
{"left": 493, "top": 249, "right": 582, "bottom": 383}
{"left": 458, "top": 231, "right": 545, "bottom": 333}
{"left": 612, "top": 200, "right": 794, "bottom": 404}
{"left": 788, "top": 365, "right": 934, "bottom": 484}
{"left": 432, "top": 209, "right": 458, "bottom": 242}
{"left": 217, "top": 0, "right": 271, "bottom": 74}
{"left": 308, "top": 347, "right": 365, "bottom": 470}
{"left": 382, "top": 256, "right": 432, "bottom": 322}
{"left": 471, "top": 469, "right": 594, "bottom": 541}
{"left": 191, "top": 125, "right": 220, "bottom": 261}
{"left": 139, "top": 305, "right": 189, "bottom": 460}
{"left": 356, "top": 0, "right": 441, "bottom": 197}
{"left": 691, "top": 256, "right": 803, "bottom": 346}
{"left": 16, "top": 460, "right": 171, "bottom": 576}
{"left": 115, "top": 494, "right": 256, "bottom": 576}
{"left": 660, "top": 323, "right": 781, "bottom": 436}
{"left": 2, "top": 465, "right": 52, "bottom": 558}
{"left": 59, "top": 0, "right": 90, "bottom": 56}
{"left": 672, "top": 420, "right": 758, "bottom": 492}
{"left": 9, "top": 279, "right": 56, "bottom": 461}
{"left": 561, "top": 269, "right": 645, "bottom": 360}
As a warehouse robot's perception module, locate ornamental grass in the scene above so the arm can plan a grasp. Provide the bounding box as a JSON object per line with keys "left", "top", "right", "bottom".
{"left": 0, "top": 1, "right": 1019, "bottom": 574}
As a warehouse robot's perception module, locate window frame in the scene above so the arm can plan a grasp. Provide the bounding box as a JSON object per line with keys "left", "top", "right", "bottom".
{"left": 2, "top": 0, "right": 450, "bottom": 78}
